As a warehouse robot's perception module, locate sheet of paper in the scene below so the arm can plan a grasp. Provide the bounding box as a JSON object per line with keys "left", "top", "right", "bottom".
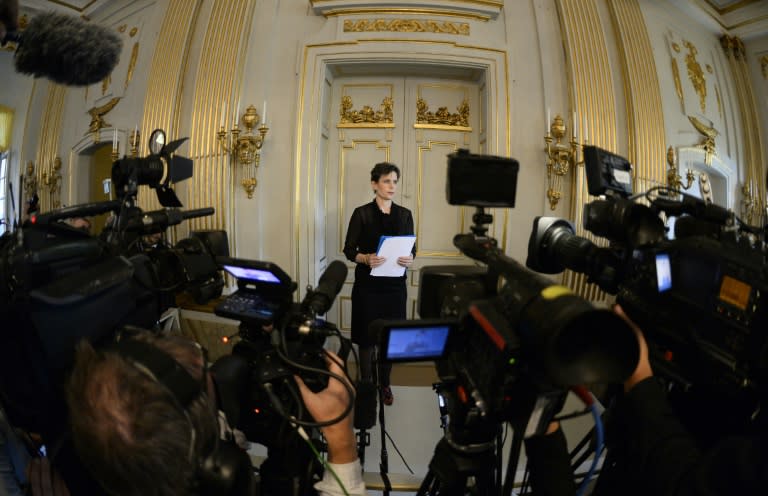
{"left": 370, "top": 235, "right": 416, "bottom": 277}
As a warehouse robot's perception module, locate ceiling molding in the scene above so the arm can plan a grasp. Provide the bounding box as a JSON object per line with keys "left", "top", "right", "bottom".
{"left": 309, "top": 0, "right": 503, "bottom": 21}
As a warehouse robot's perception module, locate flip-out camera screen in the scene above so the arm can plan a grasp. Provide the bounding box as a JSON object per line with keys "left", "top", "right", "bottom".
{"left": 380, "top": 320, "right": 454, "bottom": 362}
{"left": 655, "top": 253, "right": 672, "bottom": 292}
{"left": 223, "top": 265, "right": 281, "bottom": 284}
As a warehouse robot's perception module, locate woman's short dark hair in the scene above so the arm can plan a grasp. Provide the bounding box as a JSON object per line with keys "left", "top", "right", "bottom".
{"left": 371, "top": 162, "right": 400, "bottom": 182}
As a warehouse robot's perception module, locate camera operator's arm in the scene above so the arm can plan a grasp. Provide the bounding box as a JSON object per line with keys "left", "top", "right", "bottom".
{"left": 294, "top": 351, "right": 367, "bottom": 496}
{"left": 611, "top": 305, "right": 767, "bottom": 495}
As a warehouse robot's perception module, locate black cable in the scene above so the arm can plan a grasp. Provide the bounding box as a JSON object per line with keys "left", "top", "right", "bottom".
{"left": 383, "top": 429, "right": 414, "bottom": 474}
{"left": 270, "top": 323, "right": 355, "bottom": 428}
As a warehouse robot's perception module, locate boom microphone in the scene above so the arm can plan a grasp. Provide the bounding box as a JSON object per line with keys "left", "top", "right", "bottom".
{"left": 5, "top": 12, "right": 122, "bottom": 86}
{"left": 303, "top": 260, "right": 348, "bottom": 315}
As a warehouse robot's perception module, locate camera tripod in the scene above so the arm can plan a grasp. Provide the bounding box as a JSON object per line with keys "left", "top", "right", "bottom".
{"left": 417, "top": 411, "right": 528, "bottom": 496}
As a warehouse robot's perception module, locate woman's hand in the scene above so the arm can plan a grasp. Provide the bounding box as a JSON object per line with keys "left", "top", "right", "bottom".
{"left": 367, "top": 254, "right": 386, "bottom": 268}
{"left": 397, "top": 255, "right": 413, "bottom": 268}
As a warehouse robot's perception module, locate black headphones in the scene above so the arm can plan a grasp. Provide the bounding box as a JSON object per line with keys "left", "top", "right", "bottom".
{"left": 113, "top": 338, "right": 255, "bottom": 495}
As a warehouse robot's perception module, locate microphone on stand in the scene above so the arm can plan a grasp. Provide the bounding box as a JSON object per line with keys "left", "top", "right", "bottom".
{"left": 2, "top": 11, "right": 122, "bottom": 86}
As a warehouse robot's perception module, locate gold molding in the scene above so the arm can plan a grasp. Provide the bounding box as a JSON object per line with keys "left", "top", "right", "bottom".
{"left": 414, "top": 97, "right": 470, "bottom": 128}
{"left": 671, "top": 58, "right": 684, "bottom": 109}
{"left": 46, "top": 0, "right": 98, "bottom": 13}
{"left": 687, "top": 115, "right": 719, "bottom": 165}
{"left": 125, "top": 42, "right": 139, "bottom": 90}
{"left": 337, "top": 95, "right": 394, "bottom": 127}
{"left": 683, "top": 40, "right": 707, "bottom": 113}
{"left": 761, "top": 55, "right": 768, "bottom": 79}
{"left": 417, "top": 140, "right": 464, "bottom": 258}
{"left": 703, "top": 0, "right": 760, "bottom": 15}
{"left": 343, "top": 18, "right": 470, "bottom": 35}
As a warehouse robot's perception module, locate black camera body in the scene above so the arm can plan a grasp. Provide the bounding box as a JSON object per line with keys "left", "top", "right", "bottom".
{"left": 376, "top": 150, "right": 638, "bottom": 446}
{"left": 0, "top": 130, "right": 223, "bottom": 434}
{"left": 214, "top": 257, "right": 349, "bottom": 447}
{"left": 527, "top": 145, "right": 768, "bottom": 394}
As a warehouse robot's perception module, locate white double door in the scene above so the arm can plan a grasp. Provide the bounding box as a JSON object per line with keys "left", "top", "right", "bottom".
{"left": 321, "top": 75, "right": 484, "bottom": 333}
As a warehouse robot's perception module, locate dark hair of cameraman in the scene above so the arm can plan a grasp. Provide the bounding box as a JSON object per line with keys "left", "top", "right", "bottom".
{"left": 67, "top": 332, "right": 219, "bottom": 496}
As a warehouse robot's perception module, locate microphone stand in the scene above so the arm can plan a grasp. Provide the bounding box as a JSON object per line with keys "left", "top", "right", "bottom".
{"left": 376, "top": 351, "right": 392, "bottom": 495}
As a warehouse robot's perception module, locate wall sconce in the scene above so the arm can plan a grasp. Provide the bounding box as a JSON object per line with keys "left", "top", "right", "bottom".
{"left": 217, "top": 104, "right": 269, "bottom": 199}
{"left": 664, "top": 146, "right": 694, "bottom": 196}
{"left": 544, "top": 112, "right": 583, "bottom": 210}
{"left": 130, "top": 127, "right": 141, "bottom": 157}
{"left": 42, "top": 156, "right": 63, "bottom": 209}
{"left": 740, "top": 181, "right": 760, "bottom": 225}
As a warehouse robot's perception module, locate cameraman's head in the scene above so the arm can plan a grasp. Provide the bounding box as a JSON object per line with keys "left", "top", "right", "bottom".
{"left": 66, "top": 331, "right": 218, "bottom": 496}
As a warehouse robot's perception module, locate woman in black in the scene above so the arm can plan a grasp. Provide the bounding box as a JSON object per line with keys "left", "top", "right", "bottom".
{"left": 343, "top": 162, "right": 415, "bottom": 406}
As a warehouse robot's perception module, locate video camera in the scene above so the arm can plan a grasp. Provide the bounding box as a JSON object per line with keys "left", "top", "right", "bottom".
{"left": 527, "top": 145, "right": 768, "bottom": 398}
{"left": 209, "top": 257, "right": 354, "bottom": 494}
{"left": 0, "top": 129, "right": 223, "bottom": 434}
{"left": 373, "top": 149, "right": 638, "bottom": 489}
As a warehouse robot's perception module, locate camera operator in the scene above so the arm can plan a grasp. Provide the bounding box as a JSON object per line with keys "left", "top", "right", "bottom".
{"left": 66, "top": 330, "right": 366, "bottom": 496}
{"left": 524, "top": 304, "right": 768, "bottom": 496}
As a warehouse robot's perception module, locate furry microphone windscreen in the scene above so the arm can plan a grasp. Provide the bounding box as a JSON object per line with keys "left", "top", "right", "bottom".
{"left": 14, "top": 12, "right": 122, "bottom": 86}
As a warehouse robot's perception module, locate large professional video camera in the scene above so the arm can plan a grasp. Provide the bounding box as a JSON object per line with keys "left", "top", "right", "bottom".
{"left": 375, "top": 149, "right": 639, "bottom": 494}
{"left": 527, "top": 145, "right": 768, "bottom": 401}
{"left": 211, "top": 257, "right": 354, "bottom": 495}
{"left": 0, "top": 129, "right": 223, "bottom": 435}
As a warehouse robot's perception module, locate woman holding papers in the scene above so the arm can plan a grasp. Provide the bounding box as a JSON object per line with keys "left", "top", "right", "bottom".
{"left": 343, "top": 162, "right": 415, "bottom": 406}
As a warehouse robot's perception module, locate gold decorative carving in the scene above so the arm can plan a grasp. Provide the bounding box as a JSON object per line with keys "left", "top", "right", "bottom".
{"left": 343, "top": 18, "right": 469, "bottom": 35}
{"left": 664, "top": 146, "right": 694, "bottom": 196}
{"left": 706, "top": 64, "right": 713, "bottom": 73}
{"left": 87, "top": 97, "right": 121, "bottom": 139}
{"left": 125, "top": 42, "right": 139, "bottom": 90}
{"left": 688, "top": 115, "right": 718, "bottom": 165}
{"left": 684, "top": 40, "right": 707, "bottom": 113}
{"left": 23, "top": 161, "right": 37, "bottom": 203}
{"left": 715, "top": 84, "right": 723, "bottom": 121}
{"left": 761, "top": 55, "right": 768, "bottom": 79}
{"left": 720, "top": 34, "right": 745, "bottom": 60}
{"left": 672, "top": 42, "right": 680, "bottom": 52}
{"left": 337, "top": 96, "right": 394, "bottom": 128}
{"left": 671, "top": 58, "right": 684, "bottom": 109}
{"left": 414, "top": 98, "right": 470, "bottom": 129}
{"left": 118, "top": 24, "right": 126, "bottom": 33}
{"left": 101, "top": 74, "right": 111, "bottom": 95}
{"left": 129, "top": 27, "right": 138, "bottom": 37}
{"left": 42, "top": 157, "right": 63, "bottom": 209}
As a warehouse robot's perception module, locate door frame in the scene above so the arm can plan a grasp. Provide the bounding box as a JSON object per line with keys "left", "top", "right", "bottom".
{"left": 293, "top": 40, "right": 510, "bottom": 300}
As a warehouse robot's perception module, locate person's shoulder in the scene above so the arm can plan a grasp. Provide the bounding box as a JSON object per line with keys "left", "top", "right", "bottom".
{"left": 354, "top": 201, "right": 376, "bottom": 213}
{"left": 392, "top": 203, "right": 413, "bottom": 215}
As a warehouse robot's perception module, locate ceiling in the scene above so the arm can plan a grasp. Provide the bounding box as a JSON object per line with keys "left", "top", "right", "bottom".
{"left": 17, "top": 0, "right": 768, "bottom": 40}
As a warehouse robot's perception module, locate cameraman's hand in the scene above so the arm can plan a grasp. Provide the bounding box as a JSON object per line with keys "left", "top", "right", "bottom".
{"left": 294, "top": 351, "right": 357, "bottom": 463}
{"left": 614, "top": 304, "right": 653, "bottom": 392}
